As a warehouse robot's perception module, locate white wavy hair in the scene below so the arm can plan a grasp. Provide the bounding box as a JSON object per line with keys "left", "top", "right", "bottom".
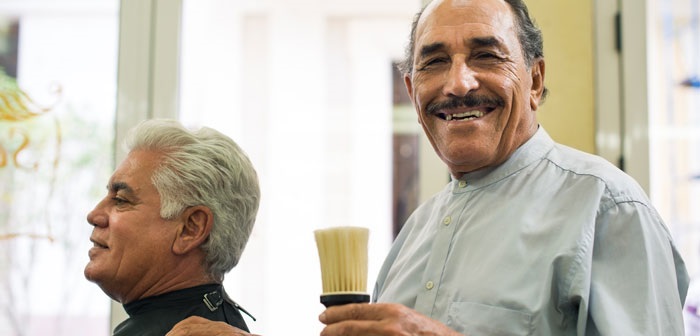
{"left": 125, "top": 119, "right": 260, "bottom": 281}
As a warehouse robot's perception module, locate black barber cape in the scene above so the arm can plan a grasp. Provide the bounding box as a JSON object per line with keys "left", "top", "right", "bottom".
{"left": 113, "top": 284, "right": 251, "bottom": 336}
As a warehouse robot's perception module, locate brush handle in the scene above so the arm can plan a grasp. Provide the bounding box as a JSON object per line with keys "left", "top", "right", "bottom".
{"left": 321, "top": 293, "right": 371, "bottom": 307}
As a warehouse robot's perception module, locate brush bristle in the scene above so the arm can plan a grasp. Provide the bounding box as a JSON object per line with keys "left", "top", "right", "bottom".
{"left": 314, "top": 226, "right": 369, "bottom": 295}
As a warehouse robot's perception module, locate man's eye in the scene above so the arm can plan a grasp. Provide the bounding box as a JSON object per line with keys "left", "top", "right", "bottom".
{"left": 474, "top": 52, "right": 501, "bottom": 60}
{"left": 112, "top": 197, "right": 129, "bottom": 205}
{"left": 419, "top": 57, "right": 448, "bottom": 70}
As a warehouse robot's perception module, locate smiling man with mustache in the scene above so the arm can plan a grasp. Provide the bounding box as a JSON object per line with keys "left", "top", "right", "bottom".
{"left": 318, "top": 0, "right": 689, "bottom": 335}
{"left": 164, "top": 0, "right": 689, "bottom": 335}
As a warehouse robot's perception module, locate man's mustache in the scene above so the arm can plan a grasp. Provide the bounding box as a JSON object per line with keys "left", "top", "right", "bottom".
{"left": 426, "top": 94, "right": 505, "bottom": 115}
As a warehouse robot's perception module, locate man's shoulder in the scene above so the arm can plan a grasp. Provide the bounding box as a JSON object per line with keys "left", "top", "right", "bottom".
{"left": 543, "top": 142, "right": 649, "bottom": 202}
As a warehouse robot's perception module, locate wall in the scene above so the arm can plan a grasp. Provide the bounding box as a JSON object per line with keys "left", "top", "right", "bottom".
{"left": 527, "top": 0, "right": 596, "bottom": 154}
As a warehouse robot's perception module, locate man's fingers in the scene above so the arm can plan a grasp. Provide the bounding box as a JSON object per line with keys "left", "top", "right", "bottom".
{"left": 320, "top": 303, "right": 402, "bottom": 324}
{"left": 166, "top": 316, "right": 257, "bottom": 336}
{"left": 168, "top": 315, "right": 213, "bottom": 332}
{"left": 320, "top": 304, "right": 370, "bottom": 324}
{"left": 320, "top": 319, "right": 384, "bottom": 336}
{"left": 176, "top": 315, "right": 210, "bottom": 325}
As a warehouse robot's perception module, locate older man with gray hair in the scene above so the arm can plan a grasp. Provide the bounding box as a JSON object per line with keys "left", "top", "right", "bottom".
{"left": 84, "top": 119, "right": 259, "bottom": 335}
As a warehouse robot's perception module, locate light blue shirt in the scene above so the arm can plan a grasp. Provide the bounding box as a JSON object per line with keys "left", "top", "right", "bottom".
{"left": 374, "top": 127, "right": 689, "bottom": 335}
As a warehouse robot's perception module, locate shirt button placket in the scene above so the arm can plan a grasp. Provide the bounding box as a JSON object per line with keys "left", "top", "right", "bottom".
{"left": 443, "top": 216, "right": 451, "bottom": 226}
{"left": 414, "top": 201, "right": 460, "bottom": 314}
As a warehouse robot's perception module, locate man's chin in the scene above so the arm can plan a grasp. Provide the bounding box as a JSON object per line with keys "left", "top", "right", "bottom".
{"left": 83, "top": 263, "right": 103, "bottom": 284}
{"left": 84, "top": 271, "right": 122, "bottom": 302}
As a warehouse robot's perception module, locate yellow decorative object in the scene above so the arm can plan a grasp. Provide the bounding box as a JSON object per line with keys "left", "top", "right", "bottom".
{"left": 0, "top": 67, "right": 59, "bottom": 122}
{"left": 0, "top": 67, "right": 62, "bottom": 242}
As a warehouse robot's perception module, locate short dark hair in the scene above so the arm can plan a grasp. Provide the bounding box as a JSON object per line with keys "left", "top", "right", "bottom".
{"left": 398, "top": 0, "right": 546, "bottom": 86}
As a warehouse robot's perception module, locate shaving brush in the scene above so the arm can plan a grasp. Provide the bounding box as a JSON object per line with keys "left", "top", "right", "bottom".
{"left": 314, "top": 226, "right": 370, "bottom": 307}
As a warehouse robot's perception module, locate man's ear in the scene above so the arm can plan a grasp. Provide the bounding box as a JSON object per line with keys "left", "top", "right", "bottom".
{"left": 404, "top": 73, "right": 414, "bottom": 101}
{"left": 404, "top": 73, "right": 421, "bottom": 124}
{"left": 172, "top": 205, "right": 213, "bottom": 255}
{"left": 529, "top": 58, "right": 546, "bottom": 111}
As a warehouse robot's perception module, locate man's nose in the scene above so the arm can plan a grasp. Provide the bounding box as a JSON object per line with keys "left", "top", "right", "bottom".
{"left": 442, "top": 61, "right": 479, "bottom": 97}
{"left": 87, "top": 202, "right": 107, "bottom": 227}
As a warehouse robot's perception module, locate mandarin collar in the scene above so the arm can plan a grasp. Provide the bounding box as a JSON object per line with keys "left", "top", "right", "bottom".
{"left": 451, "top": 127, "right": 554, "bottom": 192}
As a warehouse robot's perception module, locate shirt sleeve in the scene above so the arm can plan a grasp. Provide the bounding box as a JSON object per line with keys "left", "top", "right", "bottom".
{"left": 579, "top": 199, "right": 689, "bottom": 335}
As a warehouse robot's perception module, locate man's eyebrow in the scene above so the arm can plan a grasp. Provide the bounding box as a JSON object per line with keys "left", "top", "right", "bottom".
{"left": 469, "top": 36, "right": 503, "bottom": 49}
{"left": 418, "top": 42, "right": 446, "bottom": 59}
{"left": 108, "top": 181, "right": 133, "bottom": 195}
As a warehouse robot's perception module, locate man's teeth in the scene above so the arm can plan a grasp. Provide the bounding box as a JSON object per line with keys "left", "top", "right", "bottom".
{"left": 445, "top": 111, "right": 484, "bottom": 121}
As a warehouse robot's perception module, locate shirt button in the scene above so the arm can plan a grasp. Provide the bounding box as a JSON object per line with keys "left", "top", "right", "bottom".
{"left": 425, "top": 281, "right": 434, "bottom": 290}
{"left": 458, "top": 180, "right": 467, "bottom": 188}
{"left": 442, "top": 216, "right": 451, "bottom": 226}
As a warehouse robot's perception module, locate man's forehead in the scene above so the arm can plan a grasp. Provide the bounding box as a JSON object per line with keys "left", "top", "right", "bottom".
{"left": 418, "top": 0, "right": 514, "bottom": 34}
{"left": 107, "top": 150, "right": 160, "bottom": 193}
{"left": 423, "top": 0, "right": 510, "bottom": 11}
{"left": 415, "top": 0, "right": 517, "bottom": 50}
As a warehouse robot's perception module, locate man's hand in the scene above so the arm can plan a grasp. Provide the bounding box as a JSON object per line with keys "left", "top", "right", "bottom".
{"left": 319, "top": 303, "right": 462, "bottom": 336}
{"left": 166, "top": 316, "right": 261, "bottom": 336}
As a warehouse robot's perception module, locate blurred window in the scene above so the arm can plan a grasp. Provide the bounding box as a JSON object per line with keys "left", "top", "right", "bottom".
{"left": 0, "top": 1, "right": 118, "bottom": 335}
